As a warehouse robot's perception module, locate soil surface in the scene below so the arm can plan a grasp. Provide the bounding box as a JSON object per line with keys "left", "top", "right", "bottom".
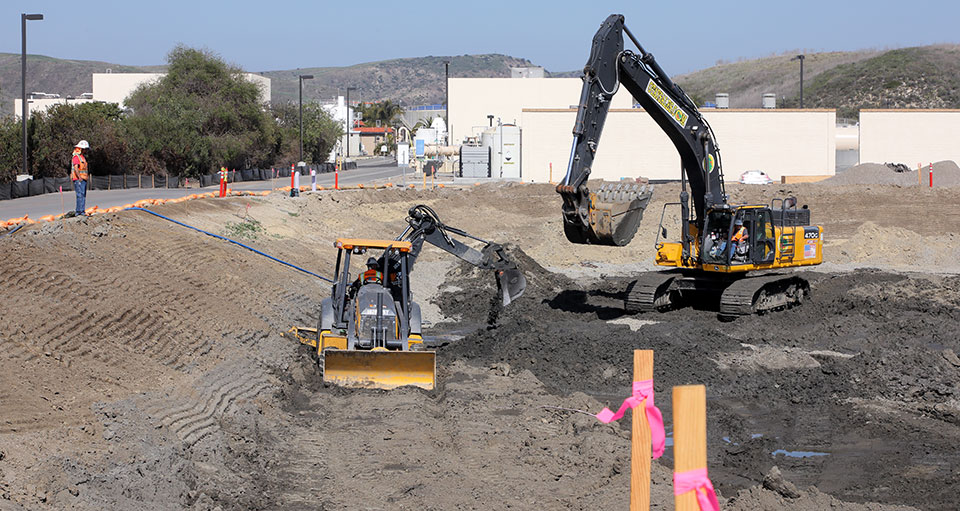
{"left": 0, "top": 181, "right": 957, "bottom": 510}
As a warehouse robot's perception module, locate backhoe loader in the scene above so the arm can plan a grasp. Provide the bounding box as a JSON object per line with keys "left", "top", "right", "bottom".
{"left": 290, "top": 205, "right": 525, "bottom": 390}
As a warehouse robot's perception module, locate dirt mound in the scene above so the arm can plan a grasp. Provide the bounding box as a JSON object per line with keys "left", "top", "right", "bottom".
{"left": 439, "top": 264, "right": 960, "bottom": 509}
{"left": 821, "top": 160, "right": 960, "bottom": 186}
{"left": 832, "top": 221, "right": 960, "bottom": 270}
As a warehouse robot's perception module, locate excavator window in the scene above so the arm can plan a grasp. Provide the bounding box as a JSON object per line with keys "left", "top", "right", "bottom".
{"left": 753, "top": 209, "right": 776, "bottom": 264}
{"left": 702, "top": 210, "right": 733, "bottom": 264}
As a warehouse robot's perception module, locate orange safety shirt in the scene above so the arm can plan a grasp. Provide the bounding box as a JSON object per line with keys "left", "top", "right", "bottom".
{"left": 361, "top": 269, "right": 382, "bottom": 284}
{"left": 70, "top": 150, "right": 88, "bottom": 181}
{"left": 732, "top": 226, "right": 748, "bottom": 242}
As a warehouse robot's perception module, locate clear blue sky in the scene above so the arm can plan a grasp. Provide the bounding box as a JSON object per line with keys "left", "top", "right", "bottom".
{"left": 3, "top": 0, "right": 959, "bottom": 76}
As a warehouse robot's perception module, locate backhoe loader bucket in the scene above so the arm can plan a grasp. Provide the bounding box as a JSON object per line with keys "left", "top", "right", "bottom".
{"left": 323, "top": 349, "right": 436, "bottom": 390}
{"left": 497, "top": 268, "right": 526, "bottom": 306}
{"left": 565, "top": 181, "right": 653, "bottom": 246}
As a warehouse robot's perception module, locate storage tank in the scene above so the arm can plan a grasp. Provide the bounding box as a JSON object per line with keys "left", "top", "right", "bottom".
{"left": 762, "top": 93, "right": 776, "bottom": 109}
{"left": 715, "top": 93, "right": 729, "bottom": 109}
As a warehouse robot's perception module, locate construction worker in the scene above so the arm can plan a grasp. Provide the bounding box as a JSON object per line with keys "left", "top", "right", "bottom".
{"left": 219, "top": 166, "right": 228, "bottom": 198}
{"left": 360, "top": 257, "right": 383, "bottom": 284}
{"left": 731, "top": 218, "right": 750, "bottom": 261}
{"left": 70, "top": 140, "right": 90, "bottom": 216}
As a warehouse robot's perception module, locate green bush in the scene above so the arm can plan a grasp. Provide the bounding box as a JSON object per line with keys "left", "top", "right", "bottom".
{"left": 124, "top": 46, "right": 280, "bottom": 177}
{"left": 30, "top": 102, "right": 130, "bottom": 177}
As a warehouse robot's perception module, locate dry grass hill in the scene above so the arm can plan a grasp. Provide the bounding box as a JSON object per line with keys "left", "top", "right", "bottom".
{"left": 3, "top": 44, "right": 960, "bottom": 117}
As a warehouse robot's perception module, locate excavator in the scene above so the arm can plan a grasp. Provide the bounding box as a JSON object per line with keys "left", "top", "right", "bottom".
{"left": 290, "top": 205, "right": 526, "bottom": 390}
{"left": 557, "top": 14, "right": 823, "bottom": 317}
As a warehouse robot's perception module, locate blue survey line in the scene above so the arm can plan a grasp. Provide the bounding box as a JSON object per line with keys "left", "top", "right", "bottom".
{"left": 127, "top": 207, "right": 333, "bottom": 283}
{"left": 0, "top": 224, "right": 23, "bottom": 238}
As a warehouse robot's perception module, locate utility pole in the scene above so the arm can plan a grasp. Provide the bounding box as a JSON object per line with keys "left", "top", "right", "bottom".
{"left": 298, "top": 74, "right": 314, "bottom": 162}
{"left": 345, "top": 87, "right": 357, "bottom": 161}
{"left": 21, "top": 13, "right": 43, "bottom": 175}
{"left": 443, "top": 60, "right": 450, "bottom": 144}
{"left": 792, "top": 54, "right": 805, "bottom": 108}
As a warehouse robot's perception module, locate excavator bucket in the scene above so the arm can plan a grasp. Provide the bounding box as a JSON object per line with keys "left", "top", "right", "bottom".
{"left": 497, "top": 268, "right": 526, "bottom": 306}
{"left": 565, "top": 181, "right": 654, "bottom": 246}
{"left": 323, "top": 349, "right": 436, "bottom": 390}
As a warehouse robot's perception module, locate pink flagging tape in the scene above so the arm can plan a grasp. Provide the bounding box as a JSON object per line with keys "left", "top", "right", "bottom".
{"left": 595, "top": 379, "right": 666, "bottom": 458}
{"left": 673, "top": 467, "right": 720, "bottom": 511}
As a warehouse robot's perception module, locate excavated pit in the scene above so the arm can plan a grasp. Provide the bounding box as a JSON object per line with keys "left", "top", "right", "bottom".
{"left": 0, "top": 182, "right": 957, "bottom": 510}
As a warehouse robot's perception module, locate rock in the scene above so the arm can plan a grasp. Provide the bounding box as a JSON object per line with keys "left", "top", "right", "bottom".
{"left": 942, "top": 349, "right": 960, "bottom": 368}
{"left": 762, "top": 466, "right": 801, "bottom": 499}
{"left": 491, "top": 362, "right": 511, "bottom": 377}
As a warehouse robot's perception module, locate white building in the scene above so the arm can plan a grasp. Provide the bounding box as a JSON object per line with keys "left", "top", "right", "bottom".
{"left": 14, "top": 72, "right": 271, "bottom": 118}
{"left": 321, "top": 96, "right": 361, "bottom": 159}
{"left": 14, "top": 93, "right": 96, "bottom": 119}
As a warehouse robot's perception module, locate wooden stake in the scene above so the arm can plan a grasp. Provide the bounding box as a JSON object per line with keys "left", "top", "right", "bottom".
{"left": 673, "top": 385, "right": 707, "bottom": 511}
{"left": 631, "top": 350, "right": 654, "bottom": 511}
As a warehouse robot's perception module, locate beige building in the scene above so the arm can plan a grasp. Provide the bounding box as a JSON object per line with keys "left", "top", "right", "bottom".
{"left": 448, "top": 77, "right": 633, "bottom": 143}
{"left": 521, "top": 108, "right": 836, "bottom": 183}
{"left": 859, "top": 109, "right": 960, "bottom": 166}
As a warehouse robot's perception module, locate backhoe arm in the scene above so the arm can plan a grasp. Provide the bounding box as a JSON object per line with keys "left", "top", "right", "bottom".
{"left": 558, "top": 14, "right": 726, "bottom": 253}
{"left": 398, "top": 205, "right": 526, "bottom": 306}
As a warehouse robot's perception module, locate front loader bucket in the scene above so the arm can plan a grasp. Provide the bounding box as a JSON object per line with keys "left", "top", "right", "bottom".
{"left": 323, "top": 349, "right": 436, "bottom": 390}
{"left": 564, "top": 181, "right": 653, "bottom": 246}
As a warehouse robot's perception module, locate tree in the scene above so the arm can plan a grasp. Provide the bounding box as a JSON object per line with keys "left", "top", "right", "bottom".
{"left": 358, "top": 100, "right": 404, "bottom": 128}
{"left": 270, "top": 101, "right": 343, "bottom": 165}
{"left": 30, "top": 102, "right": 130, "bottom": 177}
{"left": 124, "top": 46, "right": 279, "bottom": 177}
{"left": 0, "top": 116, "right": 22, "bottom": 182}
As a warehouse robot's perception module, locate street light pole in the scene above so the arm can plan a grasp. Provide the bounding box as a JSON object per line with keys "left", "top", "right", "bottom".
{"left": 792, "top": 54, "right": 805, "bottom": 108}
{"left": 21, "top": 13, "right": 43, "bottom": 175}
{"left": 443, "top": 60, "right": 450, "bottom": 144}
{"left": 345, "top": 86, "right": 357, "bottom": 161}
{"left": 298, "top": 74, "right": 313, "bottom": 162}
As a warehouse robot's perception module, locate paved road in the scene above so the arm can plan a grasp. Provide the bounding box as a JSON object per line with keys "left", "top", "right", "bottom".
{"left": 0, "top": 158, "right": 406, "bottom": 221}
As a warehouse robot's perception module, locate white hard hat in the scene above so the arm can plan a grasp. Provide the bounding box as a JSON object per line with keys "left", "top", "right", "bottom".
{"left": 75, "top": 140, "right": 89, "bottom": 149}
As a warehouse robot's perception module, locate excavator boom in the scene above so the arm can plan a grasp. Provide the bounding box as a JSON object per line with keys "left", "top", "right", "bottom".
{"left": 558, "top": 14, "right": 725, "bottom": 252}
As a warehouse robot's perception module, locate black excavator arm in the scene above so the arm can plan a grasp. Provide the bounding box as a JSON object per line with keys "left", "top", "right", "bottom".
{"left": 395, "top": 205, "right": 526, "bottom": 306}
{"left": 558, "top": 14, "right": 727, "bottom": 256}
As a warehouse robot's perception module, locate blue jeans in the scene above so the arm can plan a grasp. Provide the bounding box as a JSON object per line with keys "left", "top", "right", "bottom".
{"left": 74, "top": 179, "right": 87, "bottom": 214}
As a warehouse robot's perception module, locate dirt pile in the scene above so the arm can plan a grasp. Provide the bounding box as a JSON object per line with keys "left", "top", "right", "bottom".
{"left": 439, "top": 264, "right": 960, "bottom": 509}
{"left": 821, "top": 160, "right": 960, "bottom": 186}
{"left": 832, "top": 221, "right": 960, "bottom": 270}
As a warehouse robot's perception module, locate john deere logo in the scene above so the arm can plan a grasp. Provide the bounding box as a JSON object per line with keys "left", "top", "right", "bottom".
{"left": 646, "top": 80, "right": 688, "bottom": 128}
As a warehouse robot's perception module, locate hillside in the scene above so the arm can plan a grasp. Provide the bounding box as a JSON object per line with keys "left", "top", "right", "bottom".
{"left": 0, "top": 53, "right": 161, "bottom": 115}
{"left": 675, "top": 45, "right": 960, "bottom": 117}
{"left": 0, "top": 53, "right": 553, "bottom": 112}
{"left": 802, "top": 45, "right": 960, "bottom": 118}
{"left": 673, "top": 49, "right": 883, "bottom": 110}
{"left": 265, "top": 54, "right": 541, "bottom": 106}
{"left": 4, "top": 45, "right": 960, "bottom": 118}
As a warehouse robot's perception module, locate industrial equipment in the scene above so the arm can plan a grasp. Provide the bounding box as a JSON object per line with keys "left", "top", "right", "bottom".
{"left": 556, "top": 14, "right": 823, "bottom": 317}
{"left": 293, "top": 205, "right": 525, "bottom": 390}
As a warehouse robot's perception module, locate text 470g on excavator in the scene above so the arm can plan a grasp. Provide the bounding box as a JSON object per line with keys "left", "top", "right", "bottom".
{"left": 557, "top": 14, "right": 823, "bottom": 318}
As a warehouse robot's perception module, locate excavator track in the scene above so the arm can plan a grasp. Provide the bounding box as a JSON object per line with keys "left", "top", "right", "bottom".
{"left": 624, "top": 272, "right": 680, "bottom": 313}
{"left": 719, "top": 274, "right": 809, "bottom": 318}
